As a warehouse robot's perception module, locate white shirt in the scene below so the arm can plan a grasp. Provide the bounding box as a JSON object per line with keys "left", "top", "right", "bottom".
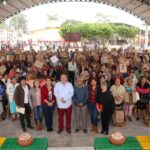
{"left": 68, "top": 62, "right": 78, "bottom": 72}
{"left": 54, "top": 82, "right": 74, "bottom": 109}
{"left": 23, "top": 85, "right": 29, "bottom": 104}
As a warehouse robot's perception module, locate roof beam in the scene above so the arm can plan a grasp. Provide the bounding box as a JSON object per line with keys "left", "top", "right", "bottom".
{"left": 121, "top": 0, "right": 134, "bottom": 8}
{"left": 6, "top": 1, "right": 19, "bottom": 10}
{"left": 137, "top": 7, "right": 150, "bottom": 15}
{"left": 132, "top": 3, "right": 143, "bottom": 11}
{"left": 0, "top": 6, "right": 12, "bottom": 14}
{"left": 18, "top": 0, "right": 28, "bottom": 7}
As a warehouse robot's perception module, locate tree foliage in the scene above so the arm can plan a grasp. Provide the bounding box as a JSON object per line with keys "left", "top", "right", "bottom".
{"left": 59, "top": 21, "right": 139, "bottom": 42}
{"left": 9, "top": 14, "right": 28, "bottom": 33}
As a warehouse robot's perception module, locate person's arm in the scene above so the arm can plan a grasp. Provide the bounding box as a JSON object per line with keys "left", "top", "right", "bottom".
{"left": 28, "top": 89, "right": 33, "bottom": 110}
{"left": 54, "top": 83, "right": 61, "bottom": 100}
{"left": 64, "top": 83, "right": 74, "bottom": 101}
{"left": 82, "top": 86, "right": 88, "bottom": 105}
{"left": 110, "top": 93, "right": 115, "bottom": 115}
{"left": 14, "top": 86, "right": 20, "bottom": 106}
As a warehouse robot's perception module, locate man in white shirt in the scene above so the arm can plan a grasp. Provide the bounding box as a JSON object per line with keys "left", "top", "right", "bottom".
{"left": 54, "top": 73, "right": 74, "bottom": 134}
{"left": 68, "top": 59, "right": 78, "bottom": 86}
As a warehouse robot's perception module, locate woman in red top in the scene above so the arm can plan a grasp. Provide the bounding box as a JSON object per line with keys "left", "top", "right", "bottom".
{"left": 88, "top": 78, "right": 98, "bottom": 133}
{"left": 41, "top": 78, "right": 56, "bottom": 132}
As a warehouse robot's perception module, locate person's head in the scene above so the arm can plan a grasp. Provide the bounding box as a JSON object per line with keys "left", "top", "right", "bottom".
{"left": 100, "top": 75, "right": 105, "bottom": 83}
{"left": 92, "top": 71, "right": 96, "bottom": 78}
{"left": 10, "top": 76, "right": 16, "bottom": 84}
{"left": 127, "top": 77, "right": 133, "bottom": 86}
{"left": 3, "top": 74, "right": 8, "bottom": 80}
{"left": 34, "top": 79, "right": 40, "bottom": 88}
{"left": 46, "top": 78, "right": 52, "bottom": 87}
{"left": 15, "top": 72, "right": 20, "bottom": 79}
{"left": 101, "top": 82, "right": 108, "bottom": 92}
{"left": 61, "top": 73, "right": 68, "bottom": 84}
{"left": 115, "top": 78, "right": 121, "bottom": 86}
{"left": 129, "top": 71, "right": 134, "bottom": 78}
{"left": 91, "top": 78, "right": 97, "bottom": 87}
{"left": 76, "top": 76, "right": 84, "bottom": 86}
{"left": 107, "top": 74, "right": 112, "bottom": 81}
{"left": 20, "top": 77, "right": 26, "bottom": 86}
{"left": 140, "top": 76, "right": 147, "bottom": 85}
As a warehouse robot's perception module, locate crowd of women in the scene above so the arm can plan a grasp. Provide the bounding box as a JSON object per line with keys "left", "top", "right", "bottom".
{"left": 0, "top": 49, "right": 149, "bottom": 135}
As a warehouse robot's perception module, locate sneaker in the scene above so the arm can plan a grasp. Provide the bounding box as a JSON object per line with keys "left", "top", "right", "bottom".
{"left": 57, "top": 129, "right": 63, "bottom": 134}
{"left": 27, "top": 126, "right": 34, "bottom": 129}
{"left": 129, "top": 117, "right": 132, "bottom": 121}
{"left": 47, "top": 128, "right": 53, "bottom": 132}
{"left": 75, "top": 129, "right": 80, "bottom": 133}
{"left": 23, "top": 128, "right": 26, "bottom": 132}
{"left": 66, "top": 129, "right": 71, "bottom": 134}
{"left": 83, "top": 129, "right": 87, "bottom": 133}
{"left": 105, "top": 132, "right": 109, "bottom": 135}
{"left": 136, "top": 117, "right": 140, "bottom": 121}
{"left": 100, "top": 131, "right": 105, "bottom": 134}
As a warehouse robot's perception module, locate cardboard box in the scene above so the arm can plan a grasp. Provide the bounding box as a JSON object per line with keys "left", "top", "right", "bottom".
{"left": 119, "top": 63, "right": 127, "bottom": 73}
{"left": 19, "top": 55, "right": 26, "bottom": 61}
{"left": 0, "top": 65, "right": 6, "bottom": 75}
{"left": 113, "top": 110, "right": 125, "bottom": 127}
{"left": 27, "top": 55, "right": 33, "bottom": 62}
{"left": 60, "top": 51, "right": 68, "bottom": 58}
{"left": 34, "top": 60, "right": 44, "bottom": 69}
{"left": 6, "top": 55, "right": 14, "bottom": 62}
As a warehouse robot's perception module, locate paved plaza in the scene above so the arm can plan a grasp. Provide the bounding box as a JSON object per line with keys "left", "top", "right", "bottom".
{"left": 0, "top": 109, "right": 149, "bottom": 149}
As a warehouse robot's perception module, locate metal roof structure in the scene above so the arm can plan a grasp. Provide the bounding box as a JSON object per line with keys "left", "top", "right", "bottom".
{"left": 0, "top": 0, "right": 150, "bottom": 24}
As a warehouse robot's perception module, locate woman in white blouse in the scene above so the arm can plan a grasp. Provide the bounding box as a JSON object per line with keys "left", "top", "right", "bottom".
{"left": 7, "top": 77, "right": 19, "bottom": 121}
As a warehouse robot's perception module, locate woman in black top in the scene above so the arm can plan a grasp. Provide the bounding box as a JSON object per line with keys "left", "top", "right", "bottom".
{"left": 96, "top": 82, "right": 115, "bottom": 135}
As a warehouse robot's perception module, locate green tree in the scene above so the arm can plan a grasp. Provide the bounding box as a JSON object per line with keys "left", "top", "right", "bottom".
{"left": 47, "top": 14, "right": 59, "bottom": 21}
{"left": 9, "top": 14, "right": 28, "bottom": 33}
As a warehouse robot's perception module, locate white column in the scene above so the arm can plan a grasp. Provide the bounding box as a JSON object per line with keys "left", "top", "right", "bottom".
{"left": 144, "top": 24, "right": 149, "bottom": 50}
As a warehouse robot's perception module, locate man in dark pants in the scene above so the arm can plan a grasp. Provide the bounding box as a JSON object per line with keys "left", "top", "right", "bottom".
{"left": 68, "top": 59, "right": 78, "bottom": 86}
{"left": 14, "top": 77, "right": 33, "bottom": 132}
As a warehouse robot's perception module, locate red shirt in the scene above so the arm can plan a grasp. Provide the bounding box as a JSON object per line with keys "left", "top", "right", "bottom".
{"left": 41, "top": 85, "right": 56, "bottom": 105}
{"left": 88, "top": 88, "right": 97, "bottom": 104}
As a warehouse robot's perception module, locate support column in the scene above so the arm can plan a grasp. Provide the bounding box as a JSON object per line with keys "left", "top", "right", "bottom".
{"left": 144, "top": 24, "right": 149, "bottom": 50}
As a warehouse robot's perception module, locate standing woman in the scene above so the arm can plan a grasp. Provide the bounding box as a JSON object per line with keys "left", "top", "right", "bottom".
{"left": 29, "top": 79, "right": 42, "bottom": 131}
{"left": 88, "top": 78, "right": 98, "bottom": 133}
{"left": 124, "top": 77, "right": 137, "bottom": 121}
{"left": 7, "top": 77, "right": 19, "bottom": 121}
{"left": 41, "top": 78, "right": 56, "bottom": 132}
{"left": 110, "top": 78, "right": 126, "bottom": 107}
{"left": 97, "top": 82, "right": 115, "bottom": 135}
{"left": 136, "top": 76, "right": 149, "bottom": 120}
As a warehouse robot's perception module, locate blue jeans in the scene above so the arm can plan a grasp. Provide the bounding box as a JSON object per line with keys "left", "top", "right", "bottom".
{"left": 33, "top": 106, "right": 43, "bottom": 124}
{"left": 43, "top": 104, "right": 55, "bottom": 130}
{"left": 88, "top": 102, "right": 98, "bottom": 126}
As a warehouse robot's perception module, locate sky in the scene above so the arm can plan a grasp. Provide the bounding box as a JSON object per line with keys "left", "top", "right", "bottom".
{"left": 17, "top": 2, "right": 147, "bottom": 31}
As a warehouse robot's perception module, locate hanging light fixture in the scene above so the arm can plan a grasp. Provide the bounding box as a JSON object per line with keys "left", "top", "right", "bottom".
{"left": 3, "top": 0, "right": 7, "bottom": 5}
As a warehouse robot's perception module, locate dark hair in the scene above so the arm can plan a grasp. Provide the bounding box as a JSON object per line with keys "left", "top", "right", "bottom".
{"left": 61, "top": 72, "right": 68, "bottom": 77}
{"left": 20, "top": 77, "right": 26, "bottom": 81}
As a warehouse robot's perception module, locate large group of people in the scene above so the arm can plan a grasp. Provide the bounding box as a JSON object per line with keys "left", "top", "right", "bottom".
{"left": 0, "top": 47, "right": 149, "bottom": 135}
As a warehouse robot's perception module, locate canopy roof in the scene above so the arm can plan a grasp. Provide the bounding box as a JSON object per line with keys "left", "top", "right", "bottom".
{"left": 0, "top": 0, "right": 150, "bottom": 24}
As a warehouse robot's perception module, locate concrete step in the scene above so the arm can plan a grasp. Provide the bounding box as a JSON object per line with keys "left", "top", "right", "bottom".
{"left": 48, "top": 147, "right": 94, "bottom": 150}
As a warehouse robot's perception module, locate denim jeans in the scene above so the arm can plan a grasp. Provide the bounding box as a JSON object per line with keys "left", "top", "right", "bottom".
{"left": 43, "top": 104, "right": 55, "bottom": 130}
{"left": 88, "top": 102, "right": 98, "bottom": 126}
{"left": 33, "top": 105, "right": 43, "bottom": 124}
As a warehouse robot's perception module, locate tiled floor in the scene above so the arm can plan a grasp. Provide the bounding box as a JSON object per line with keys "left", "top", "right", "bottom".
{"left": 0, "top": 110, "right": 149, "bottom": 148}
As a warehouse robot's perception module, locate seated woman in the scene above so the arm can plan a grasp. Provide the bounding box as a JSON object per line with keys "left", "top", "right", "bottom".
{"left": 110, "top": 78, "right": 126, "bottom": 108}
{"left": 96, "top": 82, "right": 115, "bottom": 135}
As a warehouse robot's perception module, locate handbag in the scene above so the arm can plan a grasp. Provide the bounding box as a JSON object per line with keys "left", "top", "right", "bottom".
{"left": 136, "top": 92, "right": 140, "bottom": 101}
{"left": 96, "top": 103, "right": 103, "bottom": 113}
